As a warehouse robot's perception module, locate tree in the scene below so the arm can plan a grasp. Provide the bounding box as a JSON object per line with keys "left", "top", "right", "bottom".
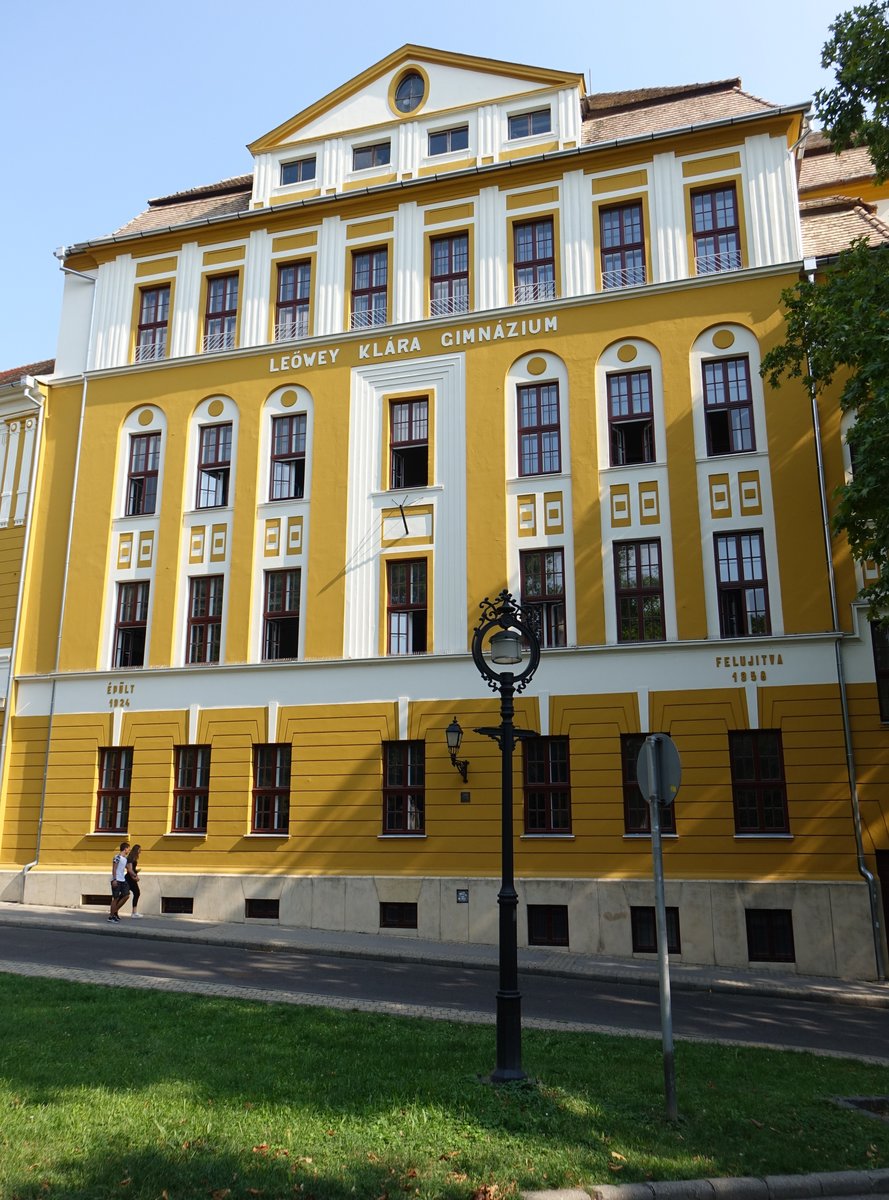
{"left": 760, "top": 239, "right": 889, "bottom": 618}
{"left": 815, "top": 1, "right": 889, "bottom": 180}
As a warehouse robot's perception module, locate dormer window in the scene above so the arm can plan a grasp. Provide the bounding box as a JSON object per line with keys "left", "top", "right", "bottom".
{"left": 428, "top": 126, "right": 469, "bottom": 156}
{"left": 280, "top": 157, "right": 316, "bottom": 185}
{"left": 353, "top": 141, "right": 391, "bottom": 171}
{"left": 508, "top": 108, "right": 551, "bottom": 139}
{"left": 394, "top": 71, "right": 425, "bottom": 113}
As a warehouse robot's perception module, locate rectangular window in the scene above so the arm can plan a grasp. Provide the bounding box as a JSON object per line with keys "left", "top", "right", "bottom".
{"left": 517, "top": 381, "right": 561, "bottom": 476}
{"left": 280, "top": 157, "right": 316, "bottom": 185}
{"left": 136, "top": 285, "right": 170, "bottom": 362}
{"left": 600, "top": 202, "right": 646, "bottom": 289}
{"left": 745, "top": 908, "right": 795, "bottom": 963}
{"left": 114, "top": 581, "right": 149, "bottom": 668}
{"left": 351, "top": 247, "right": 388, "bottom": 329}
{"left": 715, "top": 531, "right": 770, "bottom": 637}
{"left": 614, "top": 540, "right": 665, "bottom": 643}
{"left": 390, "top": 398, "right": 428, "bottom": 488}
{"left": 263, "top": 569, "right": 301, "bottom": 660}
{"left": 514, "top": 218, "right": 555, "bottom": 303}
{"left": 387, "top": 559, "right": 427, "bottom": 655}
{"left": 608, "top": 369, "right": 654, "bottom": 465}
{"left": 872, "top": 624, "right": 889, "bottom": 722}
{"left": 173, "top": 745, "right": 210, "bottom": 833}
{"left": 523, "top": 737, "right": 571, "bottom": 833}
{"left": 521, "top": 548, "right": 566, "bottom": 648}
{"left": 269, "top": 413, "right": 307, "bottom": 500}
{"left": 430, "top": 233, "right": 469, "bottom": 317}
{"left": 187, "top": 576, "right": 223, "bottom": 665}
{"left": 126, "top": 432, "right": 160, "bottom": 516}
{"left": 631, "top": 906, "right": 681, "bottom": 954}
{"left": 527, "top": 904, "right": 569, "bottom": 947}
{"left": 203, "top": 273, "right": 238, "bottom": 352}
{"left": 352, "top": 141, "right": 390, "bottom": 170}
{"left": 383, "top": 741, "right": 425, "bottom": 834}
{"left": 428, "top": 126, "right": 469, "bottom": 156}
{"left": 621, "top": 733, "right": 677, "bottom": 834}
{"left": 692, "top": 184, "right": 742, "bottom": 274}
{"left": 252, "top": 744, "right": 291, "bottom": 834}
{"left": 275, "top": 261, "right": 311, "bottom": 341}
{"left": 730, "top": 730, "right": 788, "bottom": 834}
{"left": 703, "top": 357, "right": 755, "bottom": 454}
{"left": 508, "top": 109, "right": 551, "bottom": 139}
{"left": 96, "top": 747, "right": 132, "bottom": 833}
{"left": 380, "top": 901, "right": 418, "bottom": 929}
{"left": 196, "top": 423, "right": 232, "bottom": 508}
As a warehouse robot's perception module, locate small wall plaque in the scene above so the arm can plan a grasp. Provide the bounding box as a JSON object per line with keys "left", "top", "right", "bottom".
{"left": 456, "top": 889, "right": 469, "bottom": 904}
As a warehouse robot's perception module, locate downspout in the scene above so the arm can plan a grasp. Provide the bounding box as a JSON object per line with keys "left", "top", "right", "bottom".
{"left": 19, "top": 257, "right": 97, "bottom": 898}
{"left": 801, "top": 257, "right": 886, "bottom": 978}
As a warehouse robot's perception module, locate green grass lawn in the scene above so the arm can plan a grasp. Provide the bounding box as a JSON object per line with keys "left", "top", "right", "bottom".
{"left": 1, "top": 972, "right": 888, "bottom": 1200}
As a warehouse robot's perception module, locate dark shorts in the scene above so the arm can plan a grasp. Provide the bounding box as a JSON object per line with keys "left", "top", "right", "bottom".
{"left": 111, "top": 880, "right": 130, "bottom": 899}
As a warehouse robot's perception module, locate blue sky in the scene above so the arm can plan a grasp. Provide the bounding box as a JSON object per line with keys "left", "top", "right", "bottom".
{"left": 1, "top": 0, "right": 849, "bottom": 369}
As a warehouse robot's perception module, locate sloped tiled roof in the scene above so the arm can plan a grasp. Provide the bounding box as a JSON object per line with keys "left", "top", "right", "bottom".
{"left": 0, "top": 359, "right": 55, "bottom": 386}
{"left": 111, "top": 176, "right": 252, "bottom": 238}
{"left": 581, "top": 80, "right": 776, "bottom": 146}
{"left": 799, "top": 133, "right": 876, "bottom": 193}
{"left": 799, "top": 195, "right": 889, "bottom": 258}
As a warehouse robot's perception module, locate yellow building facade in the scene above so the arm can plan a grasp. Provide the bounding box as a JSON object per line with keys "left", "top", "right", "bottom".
{"left": 2, "top": 47, "right": 887, "bottom": 979}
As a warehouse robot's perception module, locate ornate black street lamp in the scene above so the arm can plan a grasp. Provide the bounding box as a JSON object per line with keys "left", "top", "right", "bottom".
{"left": 471, "top": 589, "right": 541, "bottom": 1082}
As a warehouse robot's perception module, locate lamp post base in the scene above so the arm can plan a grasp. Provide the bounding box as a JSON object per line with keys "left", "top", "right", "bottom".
{"left": 491, "top": 988, "right": 525, "bottom": 1083}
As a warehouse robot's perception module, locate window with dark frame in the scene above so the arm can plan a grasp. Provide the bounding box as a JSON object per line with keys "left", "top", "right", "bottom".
{"left": 508, "top": 108, "right": 551, "bottom": 139}
{"left": 621, "top": 733, "right": 677, "bottom": 834}
{"left": 390, "top": 398, "right": 428, "bottom": 488}
{"left": 135, "top": 285, "right": 170, "bottom": 362}
{"left": 607, "top": 369, "right": 655, "bottom": 465}
{"left": 386, "top": 559, "right": 427, "bottom": 655}
{"left": 703, "top": 356, "right": 755, "bottom": 455}
{"left": 269, "top": 413, "right": 307, "bottom": 500}
{"left": 173, "top": 745, "right": 210, "bottom": 833}
{"left": 96, "top": 747, "right": 132, "bottom": 833}
{"left": 203, "top": 273, "right": 239, "bottom": 352}
{"left": 872, "top": 624, "right": 889, "bottom": 722}
{"left": 513, "top": 218, "right": 555, "bottom": 303}
{"left": 600, "top": 202, "right": 646, "bottom": 289}
{"left": 692, "top": 184, "right": 742, "bottom": 274}
{"left": 527, "top": 904, "right": 569, "bottom": 946}
{"left": 715, "top": 531, "right": 770, "bottom": 637}
{"left": 745, "top": 908, "right": 795, "bottom": 962}
{"left": 517, "top": 381, "right": 561, "bottom": 476}
{"left": 394, "top": 72, "right": 425, "bottom": 113}
{"left": 430, "top": 233, "right": 469, "bottom": 316}
{"left": 126, "top": 432, "right": 160, "bottom": 516}
{"left": 383, "top": 741, "right": 425, "bottom": 834}
{"left": 196, "top": 423, "right": 232, "bottom": 508}
{"left": 186, "top": 576, "right": 224, "bottom": 665}
{"left": 614, "top": 540, "right": 665, "bottom": 643}
{"left": 520, "top": 548, "right": 566, "bottom": 648}
{"left": 263, "top": 569, "right": 301, "bottom": 660}
{"left": 252, "top": 743, "right": 291, "bottom": 834}
{"left": 523, "top": 736, "right": 571, "bottom": 833}
{"left": 275, "top": 262, "right": 311, "bottom": 341}
{"left": 729, "top": 730, "right": 789, "bottom": 834}
{"left": 428, "top": 125, "right": 469, "bottom": 156}
{"left": 631, "top": 905, "right": 681, "bottom": 954}
{"left": 351, "top": 247, "right": 388, "bottom": 329}
{"left": 380, "top": 901, "right": 418, "bottom": 928}
{"left": 352, "top": 141, "right": 391, "bottom": 170}
{"left": 114, "top": 581, "right": 149, "bottom": 668}
{"left": 280, "top": 157, "right": 316, "bottom": 185}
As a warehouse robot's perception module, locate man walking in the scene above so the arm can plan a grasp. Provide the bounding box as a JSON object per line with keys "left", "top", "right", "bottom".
{"left": 109, "top": 841, "right": 131, "bottom": 922}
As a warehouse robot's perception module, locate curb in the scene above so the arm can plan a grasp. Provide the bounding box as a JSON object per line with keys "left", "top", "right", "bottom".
{"left": 521, "top": 1168, "right": 889, "bottom": 1199}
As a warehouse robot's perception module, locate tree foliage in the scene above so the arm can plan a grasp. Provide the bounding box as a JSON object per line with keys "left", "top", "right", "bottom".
{"left": 815, "top": 0, "right": 889, "bottom": 180}
{"left": 761, "top": 239, "right": 889, "bottom": 617}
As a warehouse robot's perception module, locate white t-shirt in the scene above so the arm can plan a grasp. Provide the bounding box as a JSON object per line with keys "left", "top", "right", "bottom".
{"left": 112, "top": 853, "right": 129, "bottom": 884}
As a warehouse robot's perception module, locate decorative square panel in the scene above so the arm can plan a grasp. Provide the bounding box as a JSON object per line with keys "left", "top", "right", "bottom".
{"left": 517, "top": 495, "right": 536, "bottom": 538}
{"left": 544, "top": 492, "right": 564, "bottom": 533}
{"left": 610, "top": 484, "right": 631, "bottom": 527}
{"left": 287, "top": 516, "right": 303, "bottom": 555}
{"left": 739, "top": 471, "right": 762, "bottom": 516}
{"left": 638, "top": 481, "right": 659, "bottom": 525}
{"left": 117, "top": 533, "right": 133, "bottom": 570}
{"left": 137, "top": 531, "right": 154, "bottom": 568}
{"left": 210, "top": 524, "right": 227, "bottom": 563}
{"left": 709, "top": 474, "right": 732, "bottom": 519}
{"left": 189, "top": 527, "right": 205, "bottom": 564}
{"left": 264, "top": 519, "right": 281, "bottom": 557}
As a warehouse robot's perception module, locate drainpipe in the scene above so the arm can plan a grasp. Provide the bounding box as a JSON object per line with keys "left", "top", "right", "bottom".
{"left": 19, "top": 255, "right": 97, "bottom": 898}
{"left": 801, "top": 257, "right": 886, "bottom": 979}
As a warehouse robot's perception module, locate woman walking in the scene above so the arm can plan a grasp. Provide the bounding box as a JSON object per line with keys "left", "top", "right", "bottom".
{"left": 126, "top": 844, "right": 143, "bottom": 918}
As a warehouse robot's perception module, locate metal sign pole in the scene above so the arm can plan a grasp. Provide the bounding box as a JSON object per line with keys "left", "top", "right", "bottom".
{"left": 647, "top": 735, "right": 678, "bottom": 1123}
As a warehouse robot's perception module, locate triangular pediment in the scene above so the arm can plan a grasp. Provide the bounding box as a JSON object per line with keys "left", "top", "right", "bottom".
{"left": 248, "top": 44, "right": 584, "bottom": 152}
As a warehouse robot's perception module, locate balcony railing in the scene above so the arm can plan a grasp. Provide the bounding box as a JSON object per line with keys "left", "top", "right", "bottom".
{"left": 695, "top": 250, "right": 742, "bottom": 275}
{"left": 275, "top": 317, "right": 309, "bottom": 342}
{"left": 350, "top": 306, "right": 388, "bottom": 330}
{"left": 513, "top": 280, "right": 557, "bottom": 305}
{"left": 134, "top": 338, "right": 166, "bottom": 363}
{"left": 602, "top": 266, "right": 647, "bottom": 290}
{"left": 429, "top": 293, "right": 470, "bottom": 317}
{"left": 202, "top": 330, "right": 236, "bottom": 353}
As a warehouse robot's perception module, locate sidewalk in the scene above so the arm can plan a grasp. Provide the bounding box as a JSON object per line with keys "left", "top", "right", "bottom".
{"left": 1, "top": 899, "right": 887, "bottom": 1008}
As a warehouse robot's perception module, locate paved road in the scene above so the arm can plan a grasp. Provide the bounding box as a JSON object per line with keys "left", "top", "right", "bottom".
{"left": 3, "top": 923, "right": 889, "bottom": 1063}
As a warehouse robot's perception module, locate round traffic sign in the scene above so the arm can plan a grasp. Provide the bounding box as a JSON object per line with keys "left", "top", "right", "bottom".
{"left": 636, "top": 734, "right": 681, "bottom": 806}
